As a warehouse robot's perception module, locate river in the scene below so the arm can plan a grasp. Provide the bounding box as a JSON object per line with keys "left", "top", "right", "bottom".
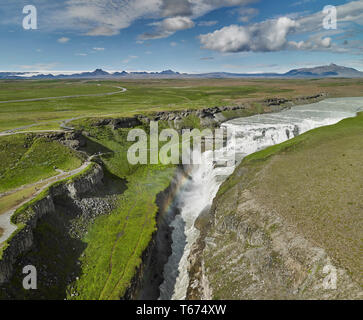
{"left": 159, "top": 97, "right": 363, "bottom": 300}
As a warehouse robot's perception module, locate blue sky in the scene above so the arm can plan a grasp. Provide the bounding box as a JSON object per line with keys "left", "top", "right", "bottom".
{"left": 0, "top": 0, "right": 362, "bottom": 73}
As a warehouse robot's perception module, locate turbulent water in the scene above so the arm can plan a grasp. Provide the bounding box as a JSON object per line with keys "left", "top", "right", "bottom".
{"left": 159, "top": 97, "right": 363, "bottom": 300}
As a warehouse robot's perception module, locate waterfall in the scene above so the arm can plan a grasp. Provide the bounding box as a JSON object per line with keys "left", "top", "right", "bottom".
{"left": 159, "top": 97, "right": 363, "bottom": 300}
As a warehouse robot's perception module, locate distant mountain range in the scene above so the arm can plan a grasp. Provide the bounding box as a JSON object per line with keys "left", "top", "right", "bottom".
{"left": 1, "top": 64, "right": 362, "bottom": 80}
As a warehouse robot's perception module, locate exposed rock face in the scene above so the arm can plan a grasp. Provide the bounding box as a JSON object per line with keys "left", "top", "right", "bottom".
{"left": 187, "top": 170, "right": 362, "bottom": 300}
{"left": 92, "top": 117, "right": 142, "bottom": 129}
{"left": 87, "top": 93, "right": 327, "bottom": 133}
{"left": 264, "top": 98, "right": 289, "bottom": 106}
{"left": 146, "top": 105, "right": 248, "bottom": 129}
{"left": 38, "top": 131, "right": 87, "bottom": 150}
{"left": 0, "top": 164, "right": 104, "bottom": 286}
{"left": 146, "top": 94, "right": 327, "bottom": 127}
{"left": 63, "top": 165, "right": 104, "bottom": 199}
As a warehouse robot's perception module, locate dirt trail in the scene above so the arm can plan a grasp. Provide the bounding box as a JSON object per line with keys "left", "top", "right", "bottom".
{"left": 0, "top": 159, "right": 94, "bottom": 245}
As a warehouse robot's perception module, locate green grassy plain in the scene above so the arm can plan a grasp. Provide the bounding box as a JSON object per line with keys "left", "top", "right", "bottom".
{"left": 1, "top": 78, "right": 363, "bottom": 132}
{"left": 0, "top": 80, "right": 118, "bottom": 100}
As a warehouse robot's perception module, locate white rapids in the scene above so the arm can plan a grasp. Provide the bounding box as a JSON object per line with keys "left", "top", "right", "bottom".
{"left": 159, "top": 97, "right": 363, "bottom": 300}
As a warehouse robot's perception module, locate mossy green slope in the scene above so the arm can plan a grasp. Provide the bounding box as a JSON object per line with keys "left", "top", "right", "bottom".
{"left": 0, "top": 135, "right": 83, "bottom": 193}
{"left": 69, "top": 120, "right": 175, "bottom": 299}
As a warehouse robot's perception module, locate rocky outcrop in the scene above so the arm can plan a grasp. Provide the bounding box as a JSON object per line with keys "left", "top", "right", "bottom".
{"left": 142, "top": 105, "right": 247, "bottom": 129}
{"left": 263, "top": 94, "right": 327, "bottom": 107}
{"left": 0, "top": 163, "right": 104, "bottom": 286}
{"left": 92, "top": 117, "right": 142, "bottom": 129}
{"left": 38, "top": 131, "right": 87, "bottom": 150}
{"left": 89, "top": 93, "right": 328, "bottom": 132}
{"left": 147, "top": 94, "right": 327, "bottom": 127}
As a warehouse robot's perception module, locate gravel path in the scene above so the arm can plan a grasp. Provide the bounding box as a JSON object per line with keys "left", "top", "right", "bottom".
{"left": 0, "top": 160, "right": 93, "bottom": 245}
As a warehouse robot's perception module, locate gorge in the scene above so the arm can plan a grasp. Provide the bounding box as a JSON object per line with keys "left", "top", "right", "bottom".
{"left": 1, "top": 96, "right": 362, "bottom": 300}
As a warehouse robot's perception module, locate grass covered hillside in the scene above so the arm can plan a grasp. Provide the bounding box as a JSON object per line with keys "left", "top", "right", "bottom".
{"left": 68, "top": 120, "right": 176, "bottom": 299}
{"left": 194, "top": 111, "right": 363, "bottom": 299}
{"left": 245, "top": 113, "right": 363, "bottom": 285}
{"left": 0, "top": 134, "right": 83, "bottom": 193}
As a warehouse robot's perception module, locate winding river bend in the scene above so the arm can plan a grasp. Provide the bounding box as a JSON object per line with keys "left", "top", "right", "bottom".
{"left": 159, "top": 97, "right": 363, "bottom": 300}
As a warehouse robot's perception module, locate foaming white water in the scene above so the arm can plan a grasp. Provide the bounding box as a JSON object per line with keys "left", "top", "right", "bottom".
{"left": 159, "top": 97, "right": 363, "bottom": 300}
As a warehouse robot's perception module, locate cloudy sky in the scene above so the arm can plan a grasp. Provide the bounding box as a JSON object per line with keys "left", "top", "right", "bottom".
{"left": 1, "top": 0, "right": 362, "bottom": 73}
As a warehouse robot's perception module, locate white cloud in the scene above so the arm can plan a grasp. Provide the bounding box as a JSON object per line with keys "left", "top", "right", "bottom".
{"left": 160, "top": 0, "right": 258, "bottom": 19}
{"left": 190, "top": 0, "right": 259, "bottom": 18}
{"left": 93, "top": 47, "right": 105, "bottom": 51}
{"left": 200, "top": 17, "right": 297, "bottom": 52}
{"left": 45, "top": 0, "right": 258, "bottom": 38}
{"left": 55, "top": 0, "right": 161, "bottom": 36}
{"left": 140, "top": 16, "right": 195, "bottom": 40}
{"left": 162, "top": 16, "right": 195, "bottom": 31}
{"left": 161, "top": 0, "right": 193, "bottom": 17}
{"left": 199, "top": 1, "right": 363, "bottom": 53}
{"left": 293, "top": 0, "right": 363, "bottom": 33}
{"left": 238, "top": 7, "right": 259, "bottom": 22}
{"left": 289, "top": 36, "right": 332, "bottom": 50}
{"left": 57, "top": 37, "right": 70, "bottom": 43}
{"left": 4, "top": 0, "right": 362, "bottom": 54}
